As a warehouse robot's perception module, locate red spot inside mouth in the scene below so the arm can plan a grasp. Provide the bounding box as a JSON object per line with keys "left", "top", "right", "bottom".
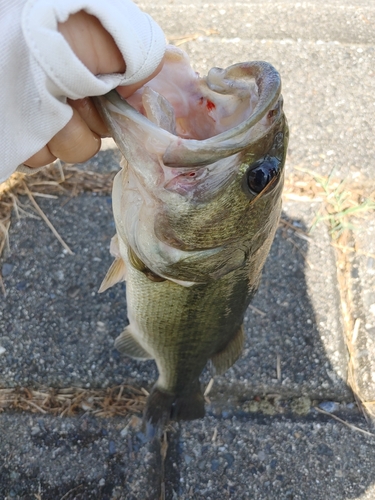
{"left": 206, "top": 100, "right": 215, "bottom": 111}
{"left": 188, "top": 172, "right": 196, "bottom": 177}
{"left": 198, "top": 97, "right": 215, "bottom": 112}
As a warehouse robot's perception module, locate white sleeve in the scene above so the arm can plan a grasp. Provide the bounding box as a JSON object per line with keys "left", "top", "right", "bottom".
{"left": 0, "top": 0, "right": 166, "bottom": 183}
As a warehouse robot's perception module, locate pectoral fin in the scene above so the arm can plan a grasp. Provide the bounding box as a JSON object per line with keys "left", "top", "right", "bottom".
{"left": 115, "top": 326, "right": 153, "bottom": 360}
{"left": 98, "top": 257, "right": 126, "bottom": 293}
{"left": 211, "top": 325, "right": 244, "bottom": 375}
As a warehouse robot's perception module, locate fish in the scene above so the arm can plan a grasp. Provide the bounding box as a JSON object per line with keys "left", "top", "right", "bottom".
{"left": 94, "top": 46, "right": 288, "bottom": 430}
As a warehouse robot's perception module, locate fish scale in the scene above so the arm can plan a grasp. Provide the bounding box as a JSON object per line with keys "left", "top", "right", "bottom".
{"left": 126, "top": 255, "right": 252, "bottom": 387}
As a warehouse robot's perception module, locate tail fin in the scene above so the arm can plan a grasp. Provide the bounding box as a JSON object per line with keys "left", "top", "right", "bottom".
{"left": 172, "top": 389, "right": 205, "bottom": 421}
{"left": 143, "top": 383, "right": 205, "bottom": 433}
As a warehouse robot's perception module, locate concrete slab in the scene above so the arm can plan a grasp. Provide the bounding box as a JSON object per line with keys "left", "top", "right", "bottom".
{"left": 350, "top": 217, "right": 375, "bottom": 412}
{"left": 1, "top": 409, "right": 375, "bottom": 500}
{"left": 0, "top": 412, "right": 160, "bottom": 500}
{"left": 137, "top": 0, "right": 375, "bottom": 44}
{"left": 0, "top": 173, "right": 350, "bottom": 401}
{"left": 174, "top": 411, "right": 375, "bottom": 500}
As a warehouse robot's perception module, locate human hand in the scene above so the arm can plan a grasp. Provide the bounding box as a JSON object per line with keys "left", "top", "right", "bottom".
{"left": 24, "top": 10, "right": 162, "bottom": 168}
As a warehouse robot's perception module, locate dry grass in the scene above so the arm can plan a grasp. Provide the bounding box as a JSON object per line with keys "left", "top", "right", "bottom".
{"left": 0, "top": 385, "right": 146, "bottom": 418}
{"left": 167, "top": 29, "right": 219, "bottom": 46}
{"left": 0, "top": 161, "right": 115, "bottom": 260}
{"left": 314, "top": 406, "right": 375, "bottom": 438}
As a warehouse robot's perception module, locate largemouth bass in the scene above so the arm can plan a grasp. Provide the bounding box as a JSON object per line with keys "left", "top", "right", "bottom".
{"left": 95, "top": 46, "right": 288, "bottom": 428}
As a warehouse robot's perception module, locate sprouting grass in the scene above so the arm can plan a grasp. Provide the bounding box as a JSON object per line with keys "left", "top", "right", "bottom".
{"left": 294, "top": 167, "right": 375, "bottom": 241}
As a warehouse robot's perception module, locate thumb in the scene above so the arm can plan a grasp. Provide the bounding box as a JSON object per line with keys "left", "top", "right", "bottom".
{"left": 116, "top": 59, "right": 164, "bottom": 99}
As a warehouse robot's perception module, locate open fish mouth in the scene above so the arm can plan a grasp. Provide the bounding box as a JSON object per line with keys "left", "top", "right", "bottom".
{"left": 96, "top": 45, "right": 283, "bottom": 169}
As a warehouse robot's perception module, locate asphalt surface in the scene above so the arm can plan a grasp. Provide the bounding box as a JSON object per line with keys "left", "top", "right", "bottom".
{"left": 1, "top": 409, "right": 375, "bottom": 500}
{"left": 0, "top": 192, "right": 350, "bottom": 401}
{"left": 1, "top": 0, "right": 375, "bottom": 498}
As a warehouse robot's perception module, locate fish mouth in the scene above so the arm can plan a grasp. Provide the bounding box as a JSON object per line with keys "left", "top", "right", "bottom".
{"left": 162, "top": 60, "right": 282, "bottom": 167}
{"left": 95, "top": 46, "right": 283, "bottom": 170}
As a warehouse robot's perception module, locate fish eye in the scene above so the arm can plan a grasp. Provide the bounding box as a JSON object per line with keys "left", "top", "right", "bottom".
{"left": 245, "top": 156, "right": 280, "bottom": 195}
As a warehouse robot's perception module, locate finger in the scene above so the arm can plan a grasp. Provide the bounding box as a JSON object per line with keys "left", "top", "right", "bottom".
{"left": 68, "top": 97, "right": 109, "bottom": 136}
{"left": 117, "top": 59, "right": 164, "bottom": 99}
{"left": 23, "top": 146, "right": 56, "bottom": 168}
{"left": 48, "top": 108, "right": 101, "bottom": 163}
